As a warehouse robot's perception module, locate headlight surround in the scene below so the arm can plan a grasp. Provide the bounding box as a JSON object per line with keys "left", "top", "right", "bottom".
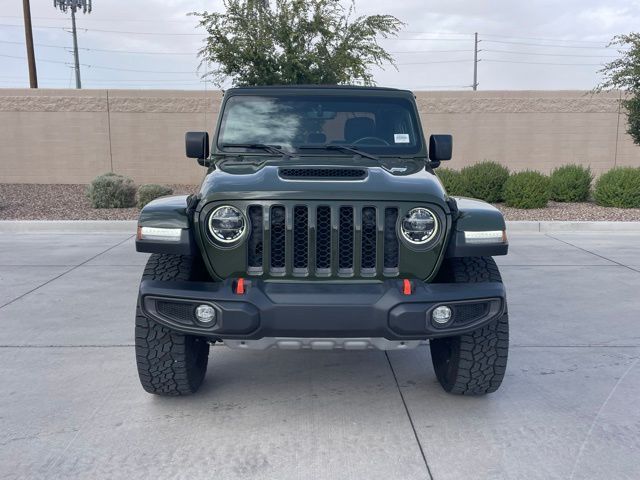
{"left": 208, "top": 205, "right": 247, "bottom": 245}
{"left": 399, "top": 207, "right": 439, "bottom": 246}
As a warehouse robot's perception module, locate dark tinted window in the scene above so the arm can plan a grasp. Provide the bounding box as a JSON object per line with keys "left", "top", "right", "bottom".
{"left": 217, "top": 94, "right": 422, "bottom": 155}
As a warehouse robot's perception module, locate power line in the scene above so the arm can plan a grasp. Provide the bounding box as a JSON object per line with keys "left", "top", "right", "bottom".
{"left": 0, "top": 22, "right": 617, "bottom": 47}
{"left": 0, "top": 23, "right": 203, "bottom": 35}
{"left": 1, "top": 53, "right": 199, "bottom": 74}
{"left": 397, "top": 59, "right": 472, "bottom": 66}
{"left": 0, "top": 39, "right": 195, "bottom": 55}
{"left": 79, "top": 47, "right": 194, "bottom": 55}
{"left": 76, "top": 27, "right": 201, "bottom": 36}
{"left": 482, "top": 39, "right": 611, "bottom": 49}
{"left": 402, "top": 31, "right": 472, "bottom": 36}
{"left": 0, "top": 22, "right": 66, "bottom": 29}
{"left": 0, "top": 53, "right": 69, "bottom": 65}
{"left": 481, "top": 58, "right": 604, "bottom": 66}
{"left": 4, "top": 19, "right": 605, "bottom": 47}
{"left": 389, "top": 49, "right": 474, "bottom": 54}
{"left": 483, "top": 48, "right": 618, "bottom": 58}
{"left": 0, "top": 14, "right": 199, "bottom": 24}
{"left": 405, "top": 31, "right": 611, "bottom": 45}
{"left": 479, "top": 32, "right": 610, "bottom": 45}
{"left": 1, "top": 38, "right": 474, "bottom": 56}
{"left": 0, "top": 74, "right": 213, "bottom": 84}
{"left": 391, "top": 37, "right": 472, "bottom": 42}
{"left": 83, "top": 64, "right": 197, "bottom": 74}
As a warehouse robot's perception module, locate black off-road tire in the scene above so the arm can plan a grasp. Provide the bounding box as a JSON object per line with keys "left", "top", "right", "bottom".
{"left": 430, "top": 257, "right": 509, "bottom": 395}
{"left": 135, "top": 254, "right": 210, "bottom": 396}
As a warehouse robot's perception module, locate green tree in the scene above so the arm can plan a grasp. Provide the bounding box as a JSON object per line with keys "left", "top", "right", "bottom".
{"left": 596, "top": 33, "right": 640, "bottom": 145}
{"left": 192, "top": 0, "right": 403, "bottom": 87}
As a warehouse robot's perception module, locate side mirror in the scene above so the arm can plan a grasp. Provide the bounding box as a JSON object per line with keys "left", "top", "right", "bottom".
{"left": 185, "top": 131, "right": 210, "bottom": 165}
{"left": 428, "top": 134, "right": 453, "bottom": 168}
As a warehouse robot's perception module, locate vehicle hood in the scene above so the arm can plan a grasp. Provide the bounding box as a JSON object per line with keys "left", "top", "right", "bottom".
{"left": 199, "top": 157, "right": 448, "bottom": 208}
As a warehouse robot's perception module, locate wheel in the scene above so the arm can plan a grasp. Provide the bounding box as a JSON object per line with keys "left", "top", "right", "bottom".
{"left": 135, "top": 254, "right": 210, "bottom": 396}
{"left": 430, "top": 257, "right": 509, "bottom": 395}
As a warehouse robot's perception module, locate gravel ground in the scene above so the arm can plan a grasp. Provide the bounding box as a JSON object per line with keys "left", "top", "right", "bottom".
{"left": 496, "top": 201, "right": 640, "bottom": 221}
{"left": 0, "top": 184, "right": 198, "bottom": 220}
{"left": 1, "top": 184, "right": 640, "bottom": 221}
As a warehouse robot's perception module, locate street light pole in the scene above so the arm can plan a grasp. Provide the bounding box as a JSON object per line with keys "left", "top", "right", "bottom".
{"left": 22, "top": 0, "right": 38, "bottom": 88}
{"left": 70, "top": 5, "right": 81, "bottom": 89}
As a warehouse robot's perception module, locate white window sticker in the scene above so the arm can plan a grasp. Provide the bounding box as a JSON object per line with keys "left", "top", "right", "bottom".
{"left": 394, "top": 133, "right": 410, "bottom": 143}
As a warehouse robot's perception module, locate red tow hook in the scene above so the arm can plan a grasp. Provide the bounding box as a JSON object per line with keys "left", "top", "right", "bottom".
{"left": 235, "top": 278, "right": 245, "bottom": 295}
{"left": 402, "top": 279, "right": 412, "bottom": 296}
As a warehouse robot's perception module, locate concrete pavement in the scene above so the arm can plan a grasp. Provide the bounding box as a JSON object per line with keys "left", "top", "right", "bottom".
{"left": 0, "top": 230, "right": 639, "bottom": 479}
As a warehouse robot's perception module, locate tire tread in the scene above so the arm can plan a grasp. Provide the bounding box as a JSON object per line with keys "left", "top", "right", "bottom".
{"left": 431, "top": 256, "right": 509, "bottom": 395}
{"left": 135, "top": 254, "right": 209, "bottom": 396}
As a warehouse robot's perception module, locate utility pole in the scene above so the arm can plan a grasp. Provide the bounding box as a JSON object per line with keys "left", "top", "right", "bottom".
{"left": 53, "top": 1, "right": 92, "bottom": 89}
{"left": 473, "top": 32, "right": 479, "bottom": 91}
{"left": 70, "top": 5, "right": 81, "bottom": 89}
{"left": 22, "top": 0, "right": 38, "bottom": 88}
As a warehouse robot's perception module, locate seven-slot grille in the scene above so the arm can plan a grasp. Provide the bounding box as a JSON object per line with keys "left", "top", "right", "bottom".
{"left": 246, "top": 204, "right": 400, "bottom": 277}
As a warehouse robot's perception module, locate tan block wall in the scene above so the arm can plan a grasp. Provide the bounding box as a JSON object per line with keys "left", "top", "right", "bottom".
{"left": 415, "top": 90, "right": 626, "bottom": 174}
{"left": 0, "top": 88, "right": 638, "bottom": 184}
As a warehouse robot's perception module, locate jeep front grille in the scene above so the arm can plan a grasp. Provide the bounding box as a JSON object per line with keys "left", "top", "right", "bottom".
{"left": 270, "top": 206, "right": 286, "bottom": 272}
{"left": 246, "top": 203, "right": 400, "bottom": 278}
{"left": 247, "top": 206, "right": 263, "bottom": 269}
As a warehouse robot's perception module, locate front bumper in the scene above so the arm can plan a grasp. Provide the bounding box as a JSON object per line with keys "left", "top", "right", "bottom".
{"left": 139, "top": 278, "right": 506, "bottom": 342}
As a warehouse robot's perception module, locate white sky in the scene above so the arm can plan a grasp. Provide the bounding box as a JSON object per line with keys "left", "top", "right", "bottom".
{"left": 0, "top": 0, "right": 639, "bottom": 90}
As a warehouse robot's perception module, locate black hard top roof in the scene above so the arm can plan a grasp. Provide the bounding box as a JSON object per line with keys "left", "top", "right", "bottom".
{"left": 225, "top": 84, "right": 413, "bottom": 95}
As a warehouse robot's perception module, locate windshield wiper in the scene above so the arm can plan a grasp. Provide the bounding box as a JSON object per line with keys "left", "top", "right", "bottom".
{"left": 221, "top": 143, "right": 289, "bottom": 156}
{"left": 299, "top": 144, "right": 379, "bottom": 161}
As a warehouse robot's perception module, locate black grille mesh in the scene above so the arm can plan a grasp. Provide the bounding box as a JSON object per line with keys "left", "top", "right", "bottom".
{"left": 339, "top": 207, "right": 354, "bottom": 270}
{"left": 270, "top": 206, "right": 286, "bottom": 269}
{"left": 157, "top": 301, "right": 195, "bottom": 325}
{"left": 453, "top": 303, "right": 489, "bottom": 325}
{"left": 293, "top": 206, "right": 309, "bottom": 269}
{"left": 316, "top": 206, "right": 332, "bottom": 270}
{"left": 280, "top": 168, "right": 366, "bottom": 180}
{"left": 248, "top": 205, "right": 263, "bottom": 268}
{"left": 384, "top": 208, "right": 399, "bottom": 270}
{"left": 244, "top": 204, "right": 415, "bottom": 277}
{"left": 361, "top": 207, "right": 377, "bottom": 270}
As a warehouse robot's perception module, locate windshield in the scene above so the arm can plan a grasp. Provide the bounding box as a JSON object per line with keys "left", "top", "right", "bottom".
{"left": 217, "top": 94, "right": 422, "bottom": 156}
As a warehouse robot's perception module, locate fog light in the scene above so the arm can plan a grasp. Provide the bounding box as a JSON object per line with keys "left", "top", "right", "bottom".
{"left": 432, "top": 305, "right": 452, "bottom": 325}
{"left": 195, "top": 304, "right": 216, "bottom": 324}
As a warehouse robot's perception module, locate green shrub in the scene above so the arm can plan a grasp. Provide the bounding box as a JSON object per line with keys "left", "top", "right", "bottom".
{"left": 86, "top": 173, "right": 137, "bottom": 208}
{"left": 436, "top": 168, "right": 467, "bottom": 196}
{"left": 137, "top": 184, "right": 174, "bottom": 208}
{"left": 459, "top": 161, "right": 510, "bottom": 202}
{"left": 503, "top": 171, "right": 551, "bottom": 209}
{"left": 549, "top": 164, "right": 592, "bottom": 202}
{"left": 594, "top": 167, "right": 640, "bottom": 208}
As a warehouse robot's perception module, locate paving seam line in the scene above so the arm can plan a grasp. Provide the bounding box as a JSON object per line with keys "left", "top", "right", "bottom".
{"left": 384, "top": 351, "right": 434, "bottom": 480}
{"left": 545, "top": 234, "right": 640, "bottom": 274}
{"left": 0, "top": 235, "right": 135, "bottom": 310}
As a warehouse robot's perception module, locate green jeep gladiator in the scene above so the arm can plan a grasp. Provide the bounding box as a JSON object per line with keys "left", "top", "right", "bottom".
{"left": 135, "top": 85, "right": 509, "bottom": 396}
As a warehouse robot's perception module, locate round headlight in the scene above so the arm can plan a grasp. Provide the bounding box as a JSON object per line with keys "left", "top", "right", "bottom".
{"left": 400, "top": 207, "right": 438, "bottom": 245}
{"left": 208, "top": 206, "right": 246, "bottom": 244}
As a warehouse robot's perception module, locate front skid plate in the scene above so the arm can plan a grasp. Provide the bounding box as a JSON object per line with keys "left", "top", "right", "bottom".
{"left": 223, "top": 337, "right": 429, "bottom": 350}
